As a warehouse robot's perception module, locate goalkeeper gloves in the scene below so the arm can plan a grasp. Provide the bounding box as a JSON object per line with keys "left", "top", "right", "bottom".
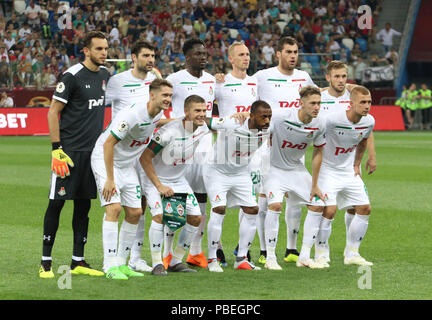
{"left": 51, "top": 143, "right": 74, "bottom": 178}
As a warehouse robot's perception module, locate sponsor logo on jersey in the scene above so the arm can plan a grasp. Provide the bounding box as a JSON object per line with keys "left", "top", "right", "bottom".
{"left": 279, "top": 99, "right": 301, "bottom": 108}
{"left": 88, "top": 96, "right": 104, "bottom": 109}
{"left": 130, "top": 137, "right": 150, "bottom": 147}
{"left": 235, "top": 105, "right": 251, "bottom": 112}
{"left": 281, "top": 140, "right": 307, "bottom": 150}
{"left": 335, "top": 145, "right": 357, "bottom": 156}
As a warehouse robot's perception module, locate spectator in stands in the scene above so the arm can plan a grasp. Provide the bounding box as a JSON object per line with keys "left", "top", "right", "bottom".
{"left": 0, "top": 45, "right": 9, "bottom": 63}
{"left": 385, "top": 47, "right": 399, "bottom": 65}
{"left": 0, "top": 91, "right": 14, "bottom": 107}
{"left": 24, "top": 0, "right": 42, "bottom": 30}
{"left": 376, "top": 22, "right": 402, "bottom": 56}
{"left": 354, "top": 56, "right": 368, "bottom": 84}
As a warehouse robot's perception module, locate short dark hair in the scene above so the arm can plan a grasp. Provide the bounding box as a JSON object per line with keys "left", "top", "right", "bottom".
{"left": 250, "top": 100, "right": 271, "bottom": 114}
{"left": 83, "top": 31, "right": 107, "bottom": 48}
{"left": 277, "top": 36, "right": 298, "bottom": 51}
{"left": 149, "top": 79, "right": 173, "bottom": 91}
{"left": 184, "top": 94, "right": 205, "bottom": 110}
{"left": 183, "top": 38, "right": 206, "bottom": 56}
{"left": 131, "top": 40, "right": 155, "bottom": 56}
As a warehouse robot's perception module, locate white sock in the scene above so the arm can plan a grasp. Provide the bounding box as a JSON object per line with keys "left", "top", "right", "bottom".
{"left": 118, "top": 220, "right": 138, "bottom": 266}
{"left": 102, "top": 218, "right": 118, "bottom": 272}
{"left": 316, "top": 217, "right": 333, "bottom": 256}
{"left": 149, "top": 221, "right": 164, "bottom": 267}
{"left": 207, "top": 210, "right": 225, "bottom": 259}
{"left": 345, "top": 211, "right": 355, "bottom": 244}
{"left": 190, "top": 203, "right": 207, "bottom": 255}
{"left": 237, "top": 213, "right": 257, "bottom": 258}
{"left": 238, "top": 207, "right": 244, "bottom": 224}
{"left": 170, "top": 223, "right": 199, "bottom": 266}
{"left": 264, "top": 209, "right": 280, "bottom": 259}
{"left": 163, "top": 224, "right": 175, "bottom": 258}
{"left": 285, "top": 204, "right": 302, "bottom": 250}
{"left": 256, "top": 196, "right": 267, "bottom": 252}
{"left": 346, "top": 214, "right": 369, "bottom": 255}
{"left": 130, "top": 215, "right": 145, "bottom": 263}
{"left": 299, "top": 210, "right": 323, "bottom": 260}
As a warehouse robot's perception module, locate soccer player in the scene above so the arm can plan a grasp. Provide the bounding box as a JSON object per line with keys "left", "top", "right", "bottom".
{"left": 104, "top": 40, "right": 162, "bottom": 273}
{"left": 254, "top": 36, "right": 317, "bottom": 264}
{"left": 39, "top": 31, "right": 109, "bottom": 278}
{"left": 140, "top": 95, "right": 209, "bottom": 275}
{"left": 264, "top": 86, "right": 327, "bottom": 270}
{"left": 164, "top": 39, "right": 216, "bottom": 269}
{"left": 205, "top": 100, "right": 271, "bottom": 272}
{"left": 91, "top": 79, "right": 172, "bottom": 280}
{"left": 316, "top": 86, "right": 375, "bottom": 266}
{"left": 316, "top": 61, "right": 377, "bottom": 264}
{"left": 214, "top": 41, "right": 260, "bottom": 265}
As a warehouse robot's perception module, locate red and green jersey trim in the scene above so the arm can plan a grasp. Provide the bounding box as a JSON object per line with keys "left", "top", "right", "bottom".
{"left": 147, "top": 140, "right": 163, "bottom": 155}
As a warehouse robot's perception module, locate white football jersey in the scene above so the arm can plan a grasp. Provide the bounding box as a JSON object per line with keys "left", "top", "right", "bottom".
{"left": 93, "top": 103, "right": 163, "bottom": 167}
{"left": 322, "top": 109, "right": 375, "bottom": 171}
{"left": 147, "top": 119, "right": 209, "bottom": 183}
{"left": 105, "top": 69, "right": 158, "bottom": 118}
{"left": 270, "top": 111, "right": 326, "bottom": 170}
{"left": 320, "top": 88, "right": 351, "bottom": 115}
{"left": 254, "top": 67, "right": 316, "bottom": 116}
{"left": 209, "top": 117, "right": 270, "bottom": 175}
{"left": 215, "top": 73, "right": 258, "bottom": 117}
{"left": 166, "top": 69, "right": 216, "bottom": 118}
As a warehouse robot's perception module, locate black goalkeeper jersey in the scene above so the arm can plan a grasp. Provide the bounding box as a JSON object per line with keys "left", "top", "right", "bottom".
{"left": 52, "top": 63, "right": 110, "bottom": 151}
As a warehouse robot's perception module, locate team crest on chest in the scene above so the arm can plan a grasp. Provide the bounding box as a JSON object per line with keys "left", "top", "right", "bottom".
{"left": 251, "top": 87, "right": 256, "bottom": 97}
{"left": 102, "top": 80, "right": 106, "bottom": 91}
{"left": 209, "top": 86, "right": 213, "bottom": 95}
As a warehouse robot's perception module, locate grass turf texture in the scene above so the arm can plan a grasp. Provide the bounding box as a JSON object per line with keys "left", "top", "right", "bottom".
{"left": 0, "top": 132, "right": 431, "bottom": 300}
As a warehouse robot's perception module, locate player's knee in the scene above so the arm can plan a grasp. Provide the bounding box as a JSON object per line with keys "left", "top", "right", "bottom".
{"left": 125, "top": 208, "right": 143, "bottom": 224}
{"left": 268, "top": 202, "right": 282, "bottom": 212}
{"left": 212, "top": 206, "right": 226, "bottom": 215}
{"left": 323, "top": 206, "right": 337, "bottom": 219}
{"left": 47, "top": 199, "right": 65, "bottom": 211}
{"left": 356, "top": 205, "right": 371, "bottom": 215}
{"left": 187, "top": 214, "right": 201, "bottom": 227}
{"left": 242, "top": 206, "right": 259, "bottom": 215}
{"left": 105, "top": 203, "right": 122, "bottom": 221}
{"left": 347, "top": 208, "right": 356, "bottom": 214}
{"left": 307, "top": 205, "right": 324, "bottom": 213}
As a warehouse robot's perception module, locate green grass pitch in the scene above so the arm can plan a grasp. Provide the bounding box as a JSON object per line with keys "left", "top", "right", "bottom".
{"left": 0, "top": 132, "right": 431, "bottom": 300}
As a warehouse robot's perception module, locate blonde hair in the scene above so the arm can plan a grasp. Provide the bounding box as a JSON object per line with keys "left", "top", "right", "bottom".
{"left": 228, "top": 41, "right": 246, "bottom": 57}
{"left": 326, "top": 60, "right": 348, "bottom": 75}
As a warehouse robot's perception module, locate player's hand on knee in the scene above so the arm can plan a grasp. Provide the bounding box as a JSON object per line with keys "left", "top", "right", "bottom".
{"left": 157, "top": 185, "right": 174, "bottom": 198}
{"left": 103, "top": 179, "right": 117, "bottom": 202}
{"left": 51, "top": 148, "right": 74, "bottom": 179}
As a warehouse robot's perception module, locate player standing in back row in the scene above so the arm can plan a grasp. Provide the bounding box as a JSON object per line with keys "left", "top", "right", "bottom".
{"left": 164, "top": 39, "right": 216, "bottom": 269}
{"left": 104, "top": 41, "right": 162, "bottom": 273}
{"left": 316, "top": 61, "right": 376, "bottom": 265}
{"left": 254, "top": 36, "right": 317, "bottom": 264}
{"left": 39, "top": 31, "right": 109, "bottom": 278}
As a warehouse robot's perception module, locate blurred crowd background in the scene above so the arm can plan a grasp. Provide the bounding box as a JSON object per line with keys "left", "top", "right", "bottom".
{"left": 0, "top": 0, "right": 396, "bottom": 91}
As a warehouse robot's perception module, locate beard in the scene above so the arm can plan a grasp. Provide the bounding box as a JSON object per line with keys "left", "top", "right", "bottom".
{"left": 90, "top": 55, "right": 104, "bottom": 67}
{"left": 137, "top": 63, "right": 152, "bottom": 73}
{"left": 331, "top": 81, "right": 345, "bottom": 94}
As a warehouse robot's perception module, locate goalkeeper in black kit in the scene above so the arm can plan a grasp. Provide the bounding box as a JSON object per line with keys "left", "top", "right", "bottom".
{"left": 39, "top": 31, "right": 110, "bottom": 278}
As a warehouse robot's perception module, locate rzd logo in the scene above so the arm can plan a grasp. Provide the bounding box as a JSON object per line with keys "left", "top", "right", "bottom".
{"left": 279, "top": 99, "right": 300, "bottom": 108}
{"left": 88, "top": 96, "right": 104, "bottom": 109}
{"left": 235, "top": 105, "right": 251, "bottom": 112}
{"left": 335, "top": 145, "right": 357, "bottom": 156}
{"left": 281, "top": 140, "right": 307, "bottom": 150}
{"left": 130, "top": 137, "right": 150, "bottom": 147}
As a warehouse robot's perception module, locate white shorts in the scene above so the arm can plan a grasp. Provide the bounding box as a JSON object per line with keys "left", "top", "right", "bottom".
{"left": 91, "top": 158, "right": 142, "bottom": 208}
{"left": 143, "top": 178, "right": 201, "bottom": 217}
{"left": 185, "top": 163, "right": 207, "bottom": 194}
{"left": 263, "top": 165, "right": 325, "bottom": 207}
{"left": 318, "top": 166, "right": 370, "bottom": 210}
{"left": 204, "top": 168, "right": 257, "bottom": 209}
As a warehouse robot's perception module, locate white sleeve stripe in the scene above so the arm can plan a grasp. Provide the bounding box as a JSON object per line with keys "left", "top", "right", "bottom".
{"left": 53, "top": 95, "right": 67, "bottom": 104}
